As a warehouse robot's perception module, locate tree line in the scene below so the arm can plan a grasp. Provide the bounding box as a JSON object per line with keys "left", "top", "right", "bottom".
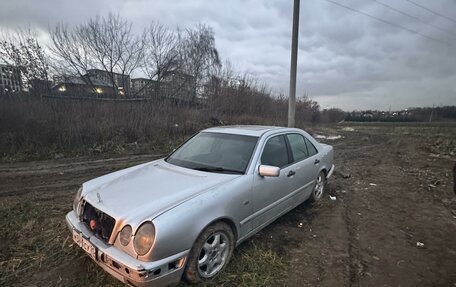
{"left": 345, "top": 106, "right": 456, "bottom": 122}
{"left": 1, "top": 14, "right": 220, "bottom": 98}
{"left": 1, "top": 14, "right": 346, "bottom": 125}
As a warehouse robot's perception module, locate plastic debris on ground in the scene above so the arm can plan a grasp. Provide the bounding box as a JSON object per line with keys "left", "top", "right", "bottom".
{"left": 314, "top": 134, "right": 342, "bottom": 140}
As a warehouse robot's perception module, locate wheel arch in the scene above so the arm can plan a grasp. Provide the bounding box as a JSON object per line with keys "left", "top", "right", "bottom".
{"left": 320, "top": 168, "right": 328, "bottom": 176}
{"left": 194, "top": 216, "right": 239, "bottom": 245}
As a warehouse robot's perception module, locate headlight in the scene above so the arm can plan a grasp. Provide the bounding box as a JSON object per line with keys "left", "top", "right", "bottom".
{"left": 73, "top": 187, "right": 83, "bottom": 213}
{"left": 119, "top": 225, "right": 132, "bottom": 246}
{"left": 133, "top": 222, "right": 155, "bottom": 256}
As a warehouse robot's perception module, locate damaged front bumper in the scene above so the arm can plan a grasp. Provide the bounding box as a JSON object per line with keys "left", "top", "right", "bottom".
{"left": 65, "top": 211, "right": 188, "bottom": 287}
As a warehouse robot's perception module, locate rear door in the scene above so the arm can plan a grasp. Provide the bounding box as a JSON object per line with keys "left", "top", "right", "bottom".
{"left": 285, "top": 133, "right": 319, "bottom": 201}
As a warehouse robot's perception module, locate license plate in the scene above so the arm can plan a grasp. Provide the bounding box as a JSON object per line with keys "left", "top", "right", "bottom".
{"left": 72, "top": 229, "right": 97, "bottom": 260}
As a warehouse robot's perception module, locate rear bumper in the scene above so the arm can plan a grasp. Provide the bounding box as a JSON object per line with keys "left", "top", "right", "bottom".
{"left": 65, "top": 211, "right": 188, "bottom": 287}
{"left": 327, "top": 164, "right": 335, "bottom": 179}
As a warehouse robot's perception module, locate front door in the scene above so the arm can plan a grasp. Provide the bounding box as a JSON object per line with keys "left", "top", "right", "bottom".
{"left": 251, "top": 134, "right": 298, "bottom": 229}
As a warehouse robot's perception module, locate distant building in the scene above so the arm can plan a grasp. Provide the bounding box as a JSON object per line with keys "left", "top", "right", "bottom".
{"left": 131, "top": 78, "right": 158, "bottom": 97}
{"left": 131, "top": 72, "right": 195, "bottom": 102}
{"left": 30, "top": 79, "right": 52, "bottom": 95}
{"left": 0, "top": 64, "right": 22, "bottom": 95}
{"left": 161, "top": 71, "right": 195, "bottom": 102}
{"left": 86, "top": 69, "right": 130, "bottom": 96}
{"left": 51, "top": 69, "right": 196, "bottom": 101}
{"left": 52, "top": 75, "right": 115, "bottom": 97}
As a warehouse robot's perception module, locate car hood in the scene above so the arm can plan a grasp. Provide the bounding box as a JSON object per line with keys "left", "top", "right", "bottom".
{"left": 82, "top": 159, "right": 240, "bottom": 223}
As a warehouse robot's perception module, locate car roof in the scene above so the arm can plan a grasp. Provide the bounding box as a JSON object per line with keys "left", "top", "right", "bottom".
{"left": 202, "top": 125, "right": 295, "bottom": 137}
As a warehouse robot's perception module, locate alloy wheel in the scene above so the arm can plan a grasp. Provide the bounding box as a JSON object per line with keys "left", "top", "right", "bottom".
{"left": 197, "top": 232, "right": 229, "bottom": 278}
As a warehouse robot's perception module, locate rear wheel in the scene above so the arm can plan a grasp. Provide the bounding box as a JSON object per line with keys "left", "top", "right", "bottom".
{"left": 310, "top": 171, "right": 326, "bottom": 202}
{"left": 184, "top": 222, "right": 235, "bottom": 284}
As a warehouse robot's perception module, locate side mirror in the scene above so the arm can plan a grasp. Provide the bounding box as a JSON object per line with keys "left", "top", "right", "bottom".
{"left": 258, "top": 165, "right": 280, "bottom": 177}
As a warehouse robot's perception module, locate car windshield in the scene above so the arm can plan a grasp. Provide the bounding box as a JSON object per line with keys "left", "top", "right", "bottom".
{"left": 166, "top": 132, "right": 258, "bottom": 174}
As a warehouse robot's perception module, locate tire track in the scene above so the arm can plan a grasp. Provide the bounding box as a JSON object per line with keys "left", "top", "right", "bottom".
{"left": 0, "top": 154, "right": 164, "bottom": 197}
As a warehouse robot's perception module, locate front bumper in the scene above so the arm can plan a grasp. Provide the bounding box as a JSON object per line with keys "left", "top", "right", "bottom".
{"left": 65, "top": 211, "right": 188, "bottom": 287}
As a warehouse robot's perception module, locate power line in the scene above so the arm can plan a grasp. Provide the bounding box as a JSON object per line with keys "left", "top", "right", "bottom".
{"left": 406, "top": 0, "right": 456, "bottom": 25}
{"left": 373, "top": 0, "right": 456, "bottom": 38}
{"left": 323, "top": 0, "right": 456, "bottom": 48}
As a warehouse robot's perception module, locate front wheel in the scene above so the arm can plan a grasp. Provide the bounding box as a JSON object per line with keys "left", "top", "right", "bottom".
{"left": 310, "top": 171, "right": 326, "bottom": 202}
{"left": 184, "top": 222, "right": 235, "bottom": 284}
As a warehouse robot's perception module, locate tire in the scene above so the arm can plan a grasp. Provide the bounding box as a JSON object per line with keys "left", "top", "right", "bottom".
{"left": 310, "top": 171, "right": 326, "bottom": 202}
{"left": 183, "top": 221, "right": 235, "bottom": 284}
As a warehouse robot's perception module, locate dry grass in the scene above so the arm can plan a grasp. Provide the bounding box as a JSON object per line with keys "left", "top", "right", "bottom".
{"left": 0, "top": 93, "right": 333, "bottom": 162}
{"left": 0, "top": 193, "right": 78, "bottom": 286}
{"left": 213, "top": 243, "right": 286, "bottom": 286}
{"left": 0, "top": 96, "right": 209, "bottom": 162}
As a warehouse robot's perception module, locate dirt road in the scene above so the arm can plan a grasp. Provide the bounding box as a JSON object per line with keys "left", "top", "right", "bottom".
{"left": 285, "top": 125, "right": 456, "bottom": 287}
{"left": 1, "top": 124, "right": 455, "bottom": 286}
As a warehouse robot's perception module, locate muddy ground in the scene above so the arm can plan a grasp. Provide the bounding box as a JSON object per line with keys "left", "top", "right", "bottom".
{"left": 1, "top": 124, "right": 455, "bottom": 287}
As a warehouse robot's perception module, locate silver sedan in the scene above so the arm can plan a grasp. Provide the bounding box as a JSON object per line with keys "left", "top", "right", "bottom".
{"left": 66, "top": 125, "right": 334, "bottom": 286}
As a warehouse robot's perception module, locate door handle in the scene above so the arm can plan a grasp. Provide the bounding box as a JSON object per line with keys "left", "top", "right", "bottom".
{"left": 314, "top": 159, "right": 320, "bottom": 165}
{"left": 287, "top": 170, "right": 296, "bottom": 177}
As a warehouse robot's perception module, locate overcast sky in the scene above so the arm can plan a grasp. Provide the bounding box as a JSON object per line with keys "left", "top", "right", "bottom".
{"left": 1, "top": 0, "right": 455, "bottom": 111}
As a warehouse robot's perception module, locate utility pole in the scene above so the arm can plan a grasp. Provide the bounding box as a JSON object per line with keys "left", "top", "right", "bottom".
{"left": 288, "top": 0, "right": 300, "bottom": 127}
{"left": 429, "top": 104, "right": 435, "bottom": 122}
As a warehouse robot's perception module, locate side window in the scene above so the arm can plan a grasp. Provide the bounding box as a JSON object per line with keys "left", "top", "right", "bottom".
{"left": 304, "top": 137, "right": 318, "bottom": 156}
{"left": 261, "top": 135, "right": 289, "bottom": 168}
{"left": 286, "top": 134, "right": 309, "bottom": 162}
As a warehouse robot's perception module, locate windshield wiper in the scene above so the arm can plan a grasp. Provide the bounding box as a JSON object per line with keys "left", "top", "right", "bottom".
{"left": 193, "top": 166, "right": 244, "bottom": 174}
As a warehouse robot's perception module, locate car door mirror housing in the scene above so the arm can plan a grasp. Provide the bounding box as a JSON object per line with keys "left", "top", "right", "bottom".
{"left": 258, "top": 165, "right": 280, "bottom": 177}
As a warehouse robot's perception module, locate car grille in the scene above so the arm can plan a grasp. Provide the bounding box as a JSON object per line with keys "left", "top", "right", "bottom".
{"left": 82, "top": 201, "right": 116, "bottom": 243}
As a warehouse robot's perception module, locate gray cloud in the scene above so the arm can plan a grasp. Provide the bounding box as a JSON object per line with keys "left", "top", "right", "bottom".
{"left": 1, "top": 0, "right": 455, "bottom": 110}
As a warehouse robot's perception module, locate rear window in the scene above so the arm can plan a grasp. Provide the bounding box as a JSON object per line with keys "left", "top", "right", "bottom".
{"left": 305, "top": 137, "right": 318, "bottom": 156}
{"left": 286, "top": 134, "right": 309, "bottom": 162}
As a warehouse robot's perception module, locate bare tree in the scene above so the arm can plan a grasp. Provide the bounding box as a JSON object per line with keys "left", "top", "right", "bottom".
{"left": 180, "top": 24, "right": 221, "bottom": 100}
{"left": 0, "top": 28, "right": 50, "bottom": 92}
{"left": 138, "top": 22, "right": 180, "bottom": 97}
{"left": 50, "top": 14, "right": 145, "bottom": 96}
{"left": 296, "top": 94, "right": 320, "bottom": 122}
{"left": 203, "top": 60, "right": 237, "bottom": 112}
{"left": 50, "top": 23, "right": 99, "bottom": 92}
